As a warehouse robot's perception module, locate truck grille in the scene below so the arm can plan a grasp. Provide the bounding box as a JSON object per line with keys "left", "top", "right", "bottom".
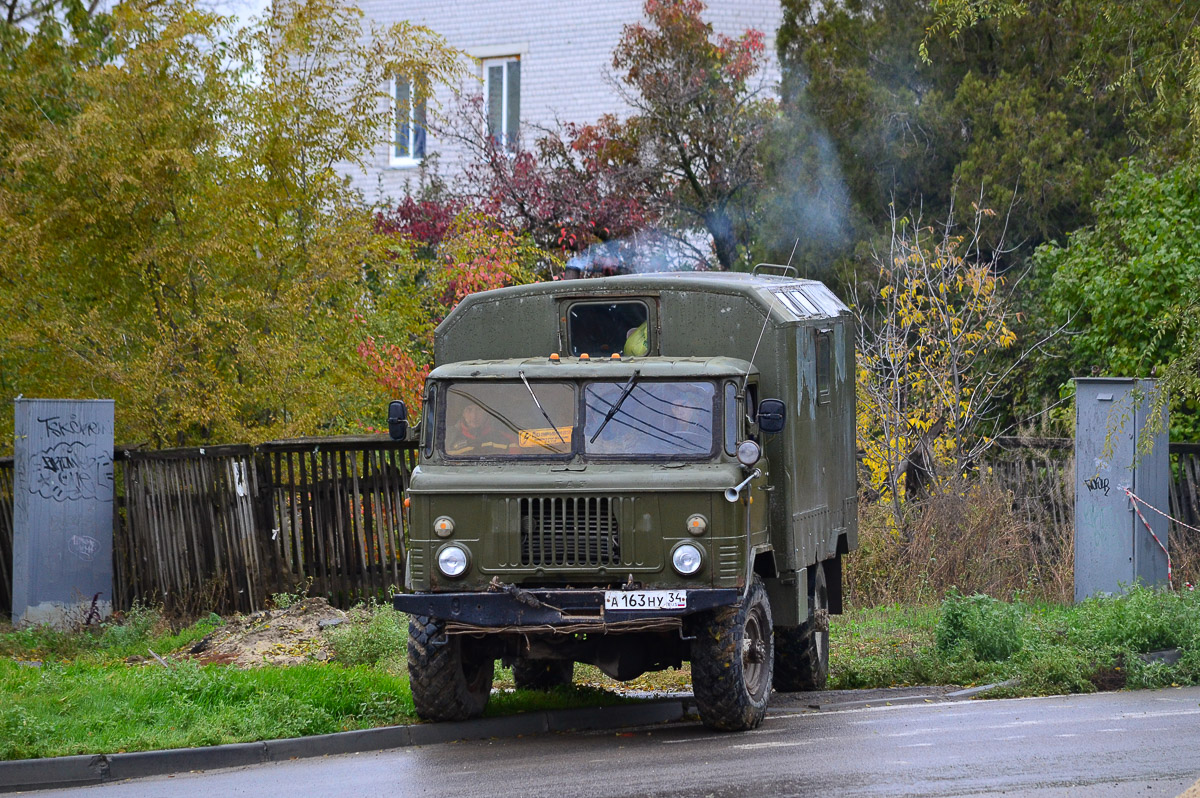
{"left": 519, "top": 496, "right": 622, "bottom": 566}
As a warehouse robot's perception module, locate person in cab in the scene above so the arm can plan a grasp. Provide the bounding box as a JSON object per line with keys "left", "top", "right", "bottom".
{"left": 446, "top": 402, "right": 513, "bottom": 455}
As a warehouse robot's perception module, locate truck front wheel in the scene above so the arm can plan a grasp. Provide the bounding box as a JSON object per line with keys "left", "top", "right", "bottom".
{"left": 408, "top": 615, "right": 495, "bottom": 721}
{"left": 690, "top": 577, "right": 774, "bottom": 731}
{"left": 773, "top": 561, "right": 830, "bottom": 691}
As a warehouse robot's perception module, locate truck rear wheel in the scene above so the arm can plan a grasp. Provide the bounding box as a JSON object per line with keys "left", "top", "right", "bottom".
{"left": 512, "top": 659, "right": 574, "bottom": 690}
{"left": 690, "top": 577, "right": 774, "bottom": 731}
{"left": 773, "top": 562, "right": 830, "bottom": 691}
{"left": 408, "top": 615, "right": 495, "bottom": 721}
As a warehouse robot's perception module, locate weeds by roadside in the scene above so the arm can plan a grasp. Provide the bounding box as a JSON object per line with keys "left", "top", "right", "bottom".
{"left": 830, "top": 585, "right": 1200, "bottom": 696}
{"left": 322, "top": 600, "right": 406, "bottom": 668}
{"left": 0, "top": 603, "right": 221, "bottom": 664}
{"left": 0, "top": 659, "right": 414, "bottom": 760}
{"left": 848, "top": 477, "right": 1075, "bottom": 606}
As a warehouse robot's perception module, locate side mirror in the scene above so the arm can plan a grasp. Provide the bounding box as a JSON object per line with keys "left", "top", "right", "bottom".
{"left": 757, "top": 399, "right": 786, "bottom": 434}
{"left": 388, "top": 400, "right": 408, "bottom": 441}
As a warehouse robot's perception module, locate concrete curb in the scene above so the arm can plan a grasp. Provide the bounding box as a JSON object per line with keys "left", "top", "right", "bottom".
{"left": 0, "top": 699, "right": 692, "bottom": 793}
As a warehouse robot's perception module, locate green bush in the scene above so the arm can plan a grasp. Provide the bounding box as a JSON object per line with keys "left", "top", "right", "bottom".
{"left": 98, "top": 602, "right": 162, "bottom": 654}
{"left": 935, "top": 590, "right": 1024, "bottom": 662}
{"left": 323, "top": 602, "right": 406, "bottom": 667}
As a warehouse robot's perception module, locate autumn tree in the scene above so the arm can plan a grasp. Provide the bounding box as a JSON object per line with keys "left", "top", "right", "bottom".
{"left": 855, "top": 203, "right": 1028, "bottom": 526}
{"left": 362, "top": 212, "right": 551, "bottom": 410}
{"left": 612, "top": 0, "right": 776, "bottom": 270}
{"left": 0, "top": 0, "right": 463, "bottom": 450}
{"left": 436, "top": 94, "right": 658, "bottom": 259}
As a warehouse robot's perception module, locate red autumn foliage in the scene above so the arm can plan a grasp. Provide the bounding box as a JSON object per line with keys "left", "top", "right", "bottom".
{"left": 442, "top": 96, "right": 658, "bottom": 256}
{"left": 612, "top": 0, "right": 774, "bottom": 269}
{"left": 374, "top": 195, "right": 464, "bottom": 250}
{"left": 356, "top": 333, "right": 430, "bottom": 411}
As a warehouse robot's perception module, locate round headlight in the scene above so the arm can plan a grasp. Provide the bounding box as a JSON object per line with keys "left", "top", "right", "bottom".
{"left": 437, "top": 544, "right": 469, "bottom": 578}
{"left": 433, "top": 516, "right": 455, "bottom": 538}
{"left": 686, "top": 514, "right": 707, "bottom": 536}
{"left": 671, "top": 542, "right": 704, "bottom": 576}
{"left": 736, "top": 440, "right": 762, "bottom": 467}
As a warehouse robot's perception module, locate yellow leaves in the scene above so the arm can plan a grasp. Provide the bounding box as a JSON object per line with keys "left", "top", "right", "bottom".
{"left": 0, "top": 0, "right": 469, "bottom": 450}
{"left": 857, "top": 209, "right": 1018, "bottom": 515}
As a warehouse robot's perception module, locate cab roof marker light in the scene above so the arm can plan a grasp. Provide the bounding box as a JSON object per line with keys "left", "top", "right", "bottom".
{"left": 549, "top": 353, "right": 560, "bottom": 361}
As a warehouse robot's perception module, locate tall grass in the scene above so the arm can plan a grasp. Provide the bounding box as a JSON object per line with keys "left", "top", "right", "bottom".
{"left": 847, "top": 476, "right": 1074, "bottom": 606}
{"left": 0, "top": 659, "right": 415, "bottom": 760}
{"left": 831, "top": 586, "right": 1200, "bottom": 696}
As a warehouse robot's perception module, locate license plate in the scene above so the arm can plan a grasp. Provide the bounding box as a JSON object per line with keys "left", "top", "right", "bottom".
{"left": 604, "top": 590, "right": 687, "bottom": 610}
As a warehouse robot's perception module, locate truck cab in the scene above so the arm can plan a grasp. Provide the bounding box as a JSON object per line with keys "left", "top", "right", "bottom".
{"left": 392, "top": 269, "right": 856, "bottom": 731}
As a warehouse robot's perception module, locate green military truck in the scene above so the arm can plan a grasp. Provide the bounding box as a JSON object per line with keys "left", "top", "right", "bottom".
{"left": 388, "top": 267, "right": 857, "bottom": 731}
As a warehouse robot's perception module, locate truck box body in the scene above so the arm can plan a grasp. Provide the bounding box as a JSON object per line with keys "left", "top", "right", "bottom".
{"left": 431, "top": 272, "right": 857, "bottom": 578}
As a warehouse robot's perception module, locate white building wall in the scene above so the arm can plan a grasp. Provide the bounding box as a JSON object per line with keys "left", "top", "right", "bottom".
{"left": 349, "top": 0, "right": 782, "bottom": 204}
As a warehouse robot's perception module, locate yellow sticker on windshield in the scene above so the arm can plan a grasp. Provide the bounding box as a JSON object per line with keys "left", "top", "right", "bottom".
{"left": 518, "top": 427, "right": 573, "bottom": 448}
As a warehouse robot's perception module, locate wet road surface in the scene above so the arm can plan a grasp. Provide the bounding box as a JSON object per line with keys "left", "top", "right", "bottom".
{"left": 43, "top": 686, "right": 1200, "bottom": 798}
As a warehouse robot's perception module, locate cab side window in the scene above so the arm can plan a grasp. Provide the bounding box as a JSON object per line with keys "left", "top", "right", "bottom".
{"left": 422, "top": 385, "right": 436, "bottom": 457}
{"left": 744, "top": 383, "right": 758, "bottom": 429}
{"left": 724, "top": 381, "right": 738, "bottom": 455}
{"left": 567, "top": 301, "right": 650, "bottom": 357}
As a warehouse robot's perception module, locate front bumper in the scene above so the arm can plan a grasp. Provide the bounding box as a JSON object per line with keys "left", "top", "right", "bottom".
{"left": 393, "top": 586, "right": 740, "bottom": 629}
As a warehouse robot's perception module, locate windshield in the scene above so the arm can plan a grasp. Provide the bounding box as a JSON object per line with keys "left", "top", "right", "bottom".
{"left": 584, "top": 381, "right": 715, "bottom": 457}
{"left": 442, "top": 382, "right": 574, "bottom": 458}
{"left": 436, "top": 379, "right": 717, "bottom": 459}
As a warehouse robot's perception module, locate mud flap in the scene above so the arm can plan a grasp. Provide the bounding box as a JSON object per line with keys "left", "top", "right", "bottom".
{"left": 764, "top": 568, "right": 807, "bottom": 628}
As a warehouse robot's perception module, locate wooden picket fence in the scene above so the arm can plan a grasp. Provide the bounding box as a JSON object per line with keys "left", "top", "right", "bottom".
{"left": 988, "top": 437, "right": 1200, "bottom": 587}
{"left": 2, "top": 435, "right": 1199, "bottom": 616}
{"left": 0, "top": 461, "right": 12, "bottom": 615}
{"left": 0, "top": 436, "right": 416, "bottom": 616}
{"left": 989, "top": 437, "right": 1200, "bottom": 529}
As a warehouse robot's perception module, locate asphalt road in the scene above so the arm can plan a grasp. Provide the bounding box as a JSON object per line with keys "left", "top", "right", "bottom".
{"left": 41, "top": 686, "right": 1200, "bottom": 798}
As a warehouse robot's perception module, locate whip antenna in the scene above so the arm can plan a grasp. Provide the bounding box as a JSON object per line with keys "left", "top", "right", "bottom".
{"left": 742, "top": 239, "right": 800, "bottom": 392}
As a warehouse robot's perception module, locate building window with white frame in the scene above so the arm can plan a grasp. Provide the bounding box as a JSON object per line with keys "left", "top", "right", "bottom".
{"left": 482, "top": 56, "right": 520, "bottom": 151}
{"left": 392, "top": 75, "right": 426, "bottom": 166}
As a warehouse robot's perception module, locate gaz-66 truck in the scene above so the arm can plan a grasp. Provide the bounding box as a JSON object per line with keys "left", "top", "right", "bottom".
{"left": 387, "top": 267, "right": 856, "bottom": 731}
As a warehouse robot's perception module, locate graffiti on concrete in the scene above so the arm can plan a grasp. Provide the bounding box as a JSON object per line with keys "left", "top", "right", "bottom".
{"left": 68, "top": 534, "right": 102, "bottom": 562}
{"left": 28, "top": 440, "right": 114, "bottom": 502}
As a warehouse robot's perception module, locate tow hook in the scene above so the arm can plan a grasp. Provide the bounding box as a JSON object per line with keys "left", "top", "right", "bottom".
{"left": 487, "top": 576, "right": 547, "bottom": 609}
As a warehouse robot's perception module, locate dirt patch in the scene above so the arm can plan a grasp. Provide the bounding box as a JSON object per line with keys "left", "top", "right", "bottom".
{"left": 179, "top": 598, "right": 347, "bottom": 667}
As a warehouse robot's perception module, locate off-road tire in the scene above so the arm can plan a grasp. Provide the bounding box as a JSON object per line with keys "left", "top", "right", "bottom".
{"left": 512, "top": 659, "right": 574, "bottom": 690}
{"left": 773, "top": 562, "right": 830, "bottom": 691}
{"left": 407, "top": 615, "right": 495, "bottom": 721}
{"left": 690, "top": 576, "right": 774, "bottom": 731}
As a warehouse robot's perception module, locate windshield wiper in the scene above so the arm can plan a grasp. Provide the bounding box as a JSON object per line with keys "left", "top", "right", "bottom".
{"left": 590, "top": 371, "right": 639, "bottom": 443}
{"left": 519, "top": 370, "right": 566, "bottom": 445}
